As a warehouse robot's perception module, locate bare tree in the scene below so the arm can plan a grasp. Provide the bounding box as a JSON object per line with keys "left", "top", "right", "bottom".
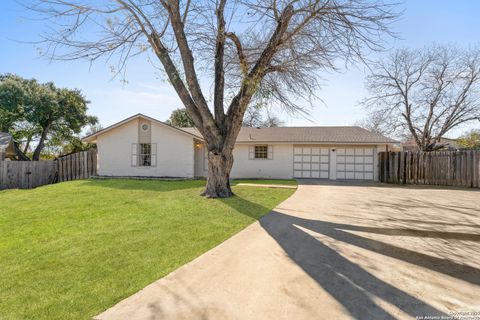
{"left": 28, "top": 0, "right": 398, "bottom": 197}
{"left": 362, "top": 45, "right": 480, "bottom": 151}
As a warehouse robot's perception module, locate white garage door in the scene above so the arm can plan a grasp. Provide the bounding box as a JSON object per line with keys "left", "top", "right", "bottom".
{"left": 293, "top": 146, "right": 329, "bottom": 178}
{"left": 336, "top": 148, "right": 374, "bottom": 180}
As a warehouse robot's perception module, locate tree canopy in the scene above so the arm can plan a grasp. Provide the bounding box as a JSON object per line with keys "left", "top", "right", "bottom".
{"left": 0, "top": 74, "right": 98, "bottom": 160}
{"left": 362, "top": 45, "right": 480, "bottom": 151}
{"left": 166, "top": 108, "right": 195, "bottom": 127}
{"left": 458, "top": 129, "right": 480, "bottom": 149}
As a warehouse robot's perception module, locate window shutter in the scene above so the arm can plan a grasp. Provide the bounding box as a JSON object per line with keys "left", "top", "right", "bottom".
{"left": 268, "top": 145, "right": 273, "bottom": 160}
{"left": 131, "top": 143, "right": 138, "bottom": 167}
{"left": 151, "top": 143, "right": 157, "bottom": 167}
{"left": 249, "top": 145, "right": 254, "bottom": 160}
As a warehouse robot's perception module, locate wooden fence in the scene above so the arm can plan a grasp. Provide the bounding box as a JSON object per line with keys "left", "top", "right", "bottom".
{"left": 379, "top": 151, "right": 480, "bottom": 188}
{"left": 56, "top": 149, "right": 97, "bottom": 182}
{"left": 0, "top": 160, "right": 57, "bottom": 189}
{"left": 0, "top": 150, "right": 97, "bottom": 190}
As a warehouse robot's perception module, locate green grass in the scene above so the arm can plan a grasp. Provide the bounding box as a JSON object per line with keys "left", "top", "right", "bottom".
{"left": 0, "top": 179, "right": 295, "bottom": 320}
{"left": 232, "top": 179, "right": 298, "bottom": 186}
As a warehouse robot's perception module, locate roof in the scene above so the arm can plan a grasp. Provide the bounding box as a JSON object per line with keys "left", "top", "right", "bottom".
{"left": 0, "top": 132, "right": 13, "bottom": 150}
{"left": 82, "top": 113, "right": 203, "bottom": 143}
{"left": 83, "top": 113, "right": 397, "bottom": 144}
{"left": 181, "top": 126, "right": 398, "bottom": 144}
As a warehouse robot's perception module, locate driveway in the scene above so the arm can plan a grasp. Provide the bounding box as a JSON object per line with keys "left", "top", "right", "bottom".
{"left": 96, "top": 181, "right": 480, "bottom": 320}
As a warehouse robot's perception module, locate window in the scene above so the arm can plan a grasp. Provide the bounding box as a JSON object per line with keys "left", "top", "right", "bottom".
{"left": 132, "top": 143, "right": 157, "bottom": 167}
{"left": 138, "top": 143, "right": 152, "bottom": 166}
{"left": 254, "top": 145, "right": 268, "bottom": 159}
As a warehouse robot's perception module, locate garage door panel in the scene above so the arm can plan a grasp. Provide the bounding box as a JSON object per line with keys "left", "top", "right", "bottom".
{"left": 355, "top": 157, "right": 364, "bottom": 163}
{"left": 355, "top": 172, "right": 364, "bottom": 179}
{"left": 365, "top": 148, "right": 374, "bottom": 155}
{"left": 336, "top": 147, "right": 375, "bottom": 180}
{"left": 355, "top": 164, "right": 364, "bottom": 171}
{"left": 293, "top": 145, "right": 329, "bottom": 179}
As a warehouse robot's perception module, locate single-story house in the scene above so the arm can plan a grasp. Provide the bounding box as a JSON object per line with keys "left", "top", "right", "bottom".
{"left": 0, "top": 132, "right": 15, "bottom": 161}
{"left": 82, "top": 113, "right": 398, "bottom": 181}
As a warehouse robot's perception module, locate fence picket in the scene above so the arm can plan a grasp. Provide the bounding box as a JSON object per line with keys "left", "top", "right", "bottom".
{"left": 379, "top": 150, "right": 480, "bottom": 188}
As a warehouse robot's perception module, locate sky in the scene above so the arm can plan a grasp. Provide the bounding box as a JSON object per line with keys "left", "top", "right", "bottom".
{"left": 0, "top": 0, "right": 479, "bottom": 138}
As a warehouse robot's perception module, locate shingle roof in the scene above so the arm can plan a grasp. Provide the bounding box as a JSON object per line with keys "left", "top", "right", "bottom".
{"left": 181, "top": 126, "right": 398, "bottom": 144}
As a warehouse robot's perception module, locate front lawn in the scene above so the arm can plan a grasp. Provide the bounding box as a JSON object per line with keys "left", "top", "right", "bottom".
{"left": 0, "top": 179, "right": 295, "bottom": 320}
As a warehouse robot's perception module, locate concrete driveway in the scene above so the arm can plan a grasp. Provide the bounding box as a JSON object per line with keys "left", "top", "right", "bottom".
{"left": 96, "top": 181, "right": 480, "bottom": 320}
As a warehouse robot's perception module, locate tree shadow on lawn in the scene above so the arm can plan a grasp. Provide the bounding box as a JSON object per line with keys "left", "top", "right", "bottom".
{"left": 78, "top": 178, "right": 206, "bottom": 192}
{"left": 259, "top": 212, "right": 465, "bottom": 319}
{"left": 219, "top": 194, "right": 273, "bottom": 221}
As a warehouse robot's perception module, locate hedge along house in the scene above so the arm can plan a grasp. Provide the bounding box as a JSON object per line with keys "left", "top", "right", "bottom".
{"left": 82, "top": 114, "right": 398, "bottom": 181}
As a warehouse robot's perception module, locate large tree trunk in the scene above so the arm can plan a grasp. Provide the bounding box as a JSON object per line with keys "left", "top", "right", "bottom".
{"left": 32, "top": 124, "right": 50, "bottom": 161}
{"left": 202, "top": 147, "right": 234, "bottom": 198}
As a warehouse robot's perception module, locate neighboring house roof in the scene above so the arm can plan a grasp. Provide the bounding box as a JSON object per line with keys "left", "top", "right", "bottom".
{"left": 82, "top": 113, "right": 203, "bottom": 143}
{"left": 83, "top": 113, "right": 398, "bottom": 144}
{"left": 181, "top": 126, "right": 398, "bottom": 144}
{"left": 403, "top": 137, "right": 459, "bottom": 150}
{"left": 0, "top": 132, "right": 13, "bottom": 151}
{"left": 0, "top": 132, "right": 15, "bottom": 158}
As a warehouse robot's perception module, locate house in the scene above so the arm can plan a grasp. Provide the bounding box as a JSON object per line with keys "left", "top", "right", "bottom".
{"left": 82, "top": 114, "right": 398, "bottom": 181}
{"left": 0, "top": 132, "right": 15, "bottom": 161}
{"left": 402, "top": 137, "right": 459, "bottom": 152}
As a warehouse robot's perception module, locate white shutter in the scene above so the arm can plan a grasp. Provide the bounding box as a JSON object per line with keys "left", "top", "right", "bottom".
{"left": 249, "top": 145, "right": 254, "bottom": 160}
{"left": 267, "top": 145, "right": 273, "bottom": 160}
{"left": 151, "top": 143, "right": 157, "bottom": 167}
{"left": 131, "top": 143, "right": 138, "bottom": 167}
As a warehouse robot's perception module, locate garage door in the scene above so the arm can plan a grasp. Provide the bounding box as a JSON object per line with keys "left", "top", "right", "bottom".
{"left": 293, "top": 146, "right": 329, "bottom": 178}
{"left": 336, "top": 148, "right": 374, "bottom": 180}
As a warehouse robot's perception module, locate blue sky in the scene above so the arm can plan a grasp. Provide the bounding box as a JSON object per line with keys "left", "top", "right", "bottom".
{"left": 1, "top": 0, "right": 479, "bottom": 137}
